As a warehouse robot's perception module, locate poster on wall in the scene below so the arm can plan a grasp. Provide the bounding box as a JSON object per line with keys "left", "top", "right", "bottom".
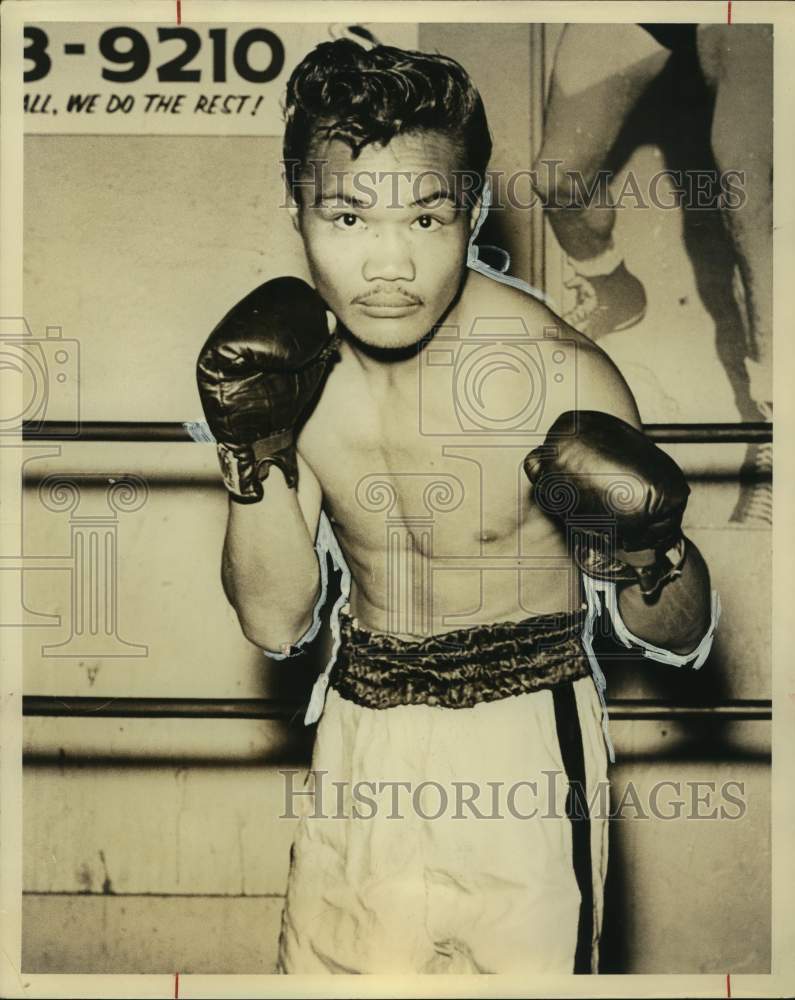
{"left": 1, "top": 1, "right": 792, "bottom": 998}
{"left": 22, "top": 21, "right": 419, "bottom": 135}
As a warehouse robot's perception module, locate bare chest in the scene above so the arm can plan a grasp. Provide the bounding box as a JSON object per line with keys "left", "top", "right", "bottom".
{"left": 297, "top": 355, "right": 559, "bottom": 559}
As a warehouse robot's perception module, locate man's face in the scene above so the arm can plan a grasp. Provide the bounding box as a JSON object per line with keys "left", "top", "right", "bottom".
{"left": 290, "top": 131, "right": 481, "bottom": 351}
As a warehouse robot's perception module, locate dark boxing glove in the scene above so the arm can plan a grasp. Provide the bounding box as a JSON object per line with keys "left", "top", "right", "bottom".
{"left": 524, "top": 410, "right": 690, "bottom": 598}
{"left": 196, "top": 277, "right": 340, "bottom": 503}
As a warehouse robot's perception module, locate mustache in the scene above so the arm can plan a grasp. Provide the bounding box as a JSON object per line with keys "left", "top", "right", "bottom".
{"left": 352, "top": 287, "right": 423, "bottom": 306}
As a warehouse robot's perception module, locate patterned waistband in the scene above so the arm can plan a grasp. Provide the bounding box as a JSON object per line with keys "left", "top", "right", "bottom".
{"left": 330, "top": 607, "right": 591, "bottom": 710}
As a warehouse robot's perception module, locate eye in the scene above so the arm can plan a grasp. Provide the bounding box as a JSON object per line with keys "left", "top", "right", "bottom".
{"left": 332, "top": 213, "right": 365, "bottom": 230}
{"left": 412, "top": 214, "right": 443, "bottom": 231}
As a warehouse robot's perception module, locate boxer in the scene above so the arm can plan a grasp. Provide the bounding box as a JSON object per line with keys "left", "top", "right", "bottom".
{"left": 197, "top": 39, "right": 719, "bottom": 974}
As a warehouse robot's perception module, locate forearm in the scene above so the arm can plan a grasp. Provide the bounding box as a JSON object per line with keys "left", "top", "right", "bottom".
{"left": 615, "top": 536, "right": 712, "bottom": 655}
{"left": 222, "top": 470, "right": 321, "bottom": 650}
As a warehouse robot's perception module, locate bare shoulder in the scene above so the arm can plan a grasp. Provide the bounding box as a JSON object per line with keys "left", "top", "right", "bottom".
{"left": 567, "top": 326, "right": 643, "bottom": 430}
{"left": 463, "top": 271, "right": 642, "bottom": 430}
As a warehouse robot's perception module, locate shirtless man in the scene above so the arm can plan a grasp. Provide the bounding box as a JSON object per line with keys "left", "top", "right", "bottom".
{"left": 196, "top": 39, "right": 718, "bottom": 975}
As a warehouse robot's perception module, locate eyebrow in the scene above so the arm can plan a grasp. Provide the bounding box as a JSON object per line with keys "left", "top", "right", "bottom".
{"left": 411, "top": 189, "right": 458, "bottom": 208}
{"left": 314, "top": 188, "right": 460, "bottom": 209}
{"left": 315, "top": 192, "right": 371, "bottom": 209}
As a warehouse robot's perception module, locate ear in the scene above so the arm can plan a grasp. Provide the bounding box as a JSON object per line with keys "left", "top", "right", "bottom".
{"left": 286, "top": 190, "right": 302, "bottom": 233}
{"left": 467, "top": 196, "right": 483, "bottom": 234}
{"left": 280, "top": 167, "right": 302, "bottom": 232}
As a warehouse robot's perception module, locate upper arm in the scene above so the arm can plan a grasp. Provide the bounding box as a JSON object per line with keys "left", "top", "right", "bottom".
{"left": 523, "top": 296, "right": 642, "bottom": 431}
{"left": 572, "top": 334, "right": 643, "bottom": 431}
{"left": 295, "top": 451, "right": 323, "bottom": 543}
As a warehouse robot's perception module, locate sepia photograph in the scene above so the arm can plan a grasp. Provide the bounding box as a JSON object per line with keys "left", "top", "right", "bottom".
{"left": 1, "top": 1, "right": 792, "bottom": 996}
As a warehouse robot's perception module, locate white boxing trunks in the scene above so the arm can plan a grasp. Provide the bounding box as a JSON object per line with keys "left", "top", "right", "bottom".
{"left": 277, "top": 606, "right": 609, "bottom": 975}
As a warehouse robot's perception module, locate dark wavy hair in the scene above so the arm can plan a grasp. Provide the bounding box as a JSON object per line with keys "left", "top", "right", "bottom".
{"left": 282, "top": 39, "right": 492, "bottom": 206}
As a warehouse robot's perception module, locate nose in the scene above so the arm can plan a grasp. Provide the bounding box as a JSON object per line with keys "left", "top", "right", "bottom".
{"left": 362, "top": 229, "right": 416, "bottom": 283}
